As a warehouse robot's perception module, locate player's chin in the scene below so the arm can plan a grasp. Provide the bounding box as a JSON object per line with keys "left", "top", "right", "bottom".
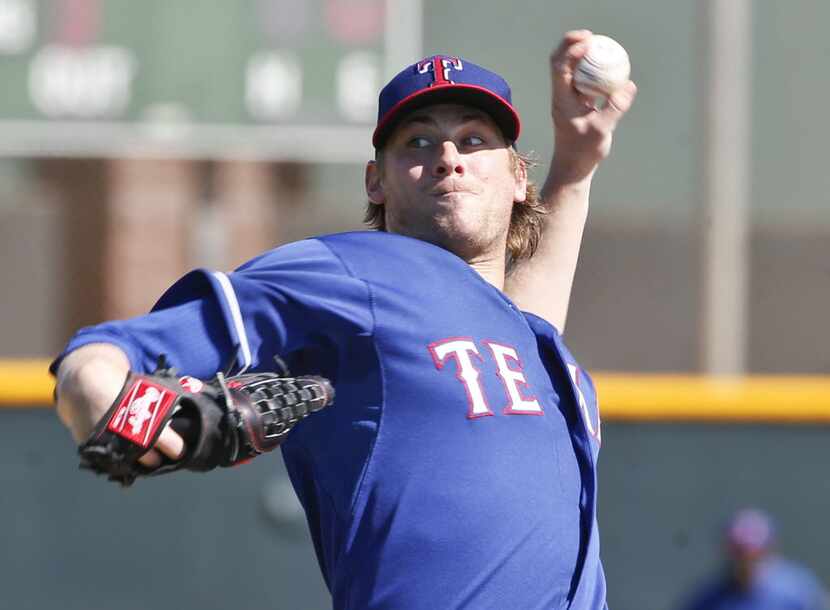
{"left": 433, "top": 216, "right": 494, "bottom": 251}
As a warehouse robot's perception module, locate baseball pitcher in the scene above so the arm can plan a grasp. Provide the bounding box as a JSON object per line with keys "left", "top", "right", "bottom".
{"left": 53, "top": 31, "right": 636, "bottom": 609}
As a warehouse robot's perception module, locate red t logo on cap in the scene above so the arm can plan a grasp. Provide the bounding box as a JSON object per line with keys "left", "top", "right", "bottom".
{"left": 417, "top": 55, "right": 464, "bottom": 86}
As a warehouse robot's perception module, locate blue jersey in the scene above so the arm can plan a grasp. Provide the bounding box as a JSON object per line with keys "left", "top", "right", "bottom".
{"left": 54, "top": 231, "right": 606, "bottom": 610}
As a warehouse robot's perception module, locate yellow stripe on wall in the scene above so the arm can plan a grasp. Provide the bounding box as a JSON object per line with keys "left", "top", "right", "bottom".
{"left": 1, "top": 360, "right": 829, "bottom": 423}
{"left": 0, "top": 359, "right": 55, "bottom": 406}
{"left": 596, "top": 373, "right": 830, "bottom": 423}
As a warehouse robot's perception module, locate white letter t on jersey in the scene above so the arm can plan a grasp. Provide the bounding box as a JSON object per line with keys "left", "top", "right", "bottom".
{"left": 429, "top": 338, "right": 493, "bottom": 418}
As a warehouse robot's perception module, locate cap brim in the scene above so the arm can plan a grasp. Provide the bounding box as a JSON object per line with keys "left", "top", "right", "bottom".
{"left": 372, "top": 84, "right": 521, "bottom": 149}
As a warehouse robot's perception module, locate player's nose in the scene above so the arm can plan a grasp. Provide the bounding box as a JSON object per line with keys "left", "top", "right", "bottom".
{"left": 432, "top": 141, "right": 465, "bottom": 177}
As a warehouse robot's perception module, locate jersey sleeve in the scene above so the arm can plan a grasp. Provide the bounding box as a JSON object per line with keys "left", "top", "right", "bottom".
{"left": 49, "top": 298, "right": 234, "bottom": 378}
{"left": 51, "top": 238, "right": 374, "bottom": 377}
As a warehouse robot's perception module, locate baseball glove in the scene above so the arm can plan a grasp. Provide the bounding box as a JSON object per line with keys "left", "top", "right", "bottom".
{"left": 77, "top": 357, "right": 335, "bottom": 487}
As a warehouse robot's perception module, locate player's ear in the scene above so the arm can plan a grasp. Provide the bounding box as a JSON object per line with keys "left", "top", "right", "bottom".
{"left": 512, "top": 152, "right": 528, "bottom": 203}
{"left": 365, "top": 159, "right": 385, "bottom": 205}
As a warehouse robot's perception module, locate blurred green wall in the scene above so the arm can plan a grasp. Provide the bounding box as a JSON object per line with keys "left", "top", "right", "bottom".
{"left": 3, "top": 410, "right": 827, "bottom": 610}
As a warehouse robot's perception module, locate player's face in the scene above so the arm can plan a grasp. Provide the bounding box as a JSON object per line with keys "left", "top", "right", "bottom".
{"left": 366, "top": 103, "right": 527, "bottom": 262}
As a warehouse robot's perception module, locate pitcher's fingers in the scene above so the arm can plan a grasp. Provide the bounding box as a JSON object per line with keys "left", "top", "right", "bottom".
{"left": 551, "top": 39, "right": 591, "bottom": 92}
{"left": 154, "top": 425, "right": 186, "bottom": 460}
{"left": 136, "top": 426, "right": 185, "bottom": 469}
{"left": 595, "top": 81, "right": 638, "bottom": 129}
{"left": 139, "top": 448, "right": 162, "bottom": 469}
{"left": 551, "top": 29, "right": 592, "bottom": 62}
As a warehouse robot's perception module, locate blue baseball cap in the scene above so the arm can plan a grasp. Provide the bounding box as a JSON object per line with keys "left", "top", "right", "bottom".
{"left": 372, "top": 55, "right": 521, "bottom": 149}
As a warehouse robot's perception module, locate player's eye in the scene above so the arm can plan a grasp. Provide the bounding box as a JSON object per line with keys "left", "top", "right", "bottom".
{"left": 407, "top": 136, "right": 432, "bottom": 149}
{"left": 464, "top": 135, "right": 485, "bottom": 147}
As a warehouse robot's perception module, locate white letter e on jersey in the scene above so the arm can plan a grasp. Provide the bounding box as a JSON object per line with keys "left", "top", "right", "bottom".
{"left": 485, "top": 341, "right": 543, "bottom": 415}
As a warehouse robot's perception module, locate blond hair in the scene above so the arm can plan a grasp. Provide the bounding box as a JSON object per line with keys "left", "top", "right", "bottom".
{"left": 364, "top": 148, "right": 546, "bottom": 262}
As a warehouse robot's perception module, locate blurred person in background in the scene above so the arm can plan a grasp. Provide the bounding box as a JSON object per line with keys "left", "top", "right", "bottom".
{"left": 680, "top": 508, "right": 828, "bottom": 610}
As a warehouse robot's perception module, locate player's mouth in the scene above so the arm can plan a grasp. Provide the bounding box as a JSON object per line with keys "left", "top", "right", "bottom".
{"left": 429, "top": 181, "right": 476, "bottom": 197}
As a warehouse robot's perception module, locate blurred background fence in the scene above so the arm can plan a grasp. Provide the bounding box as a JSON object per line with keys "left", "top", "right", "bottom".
{"left": 0, "top": 1, "right": 827, "bottom": 609}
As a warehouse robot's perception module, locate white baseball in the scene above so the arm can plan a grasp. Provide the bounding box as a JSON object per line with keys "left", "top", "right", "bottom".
{"left": 573, "top": 34, "right": 631, "bottom": 98}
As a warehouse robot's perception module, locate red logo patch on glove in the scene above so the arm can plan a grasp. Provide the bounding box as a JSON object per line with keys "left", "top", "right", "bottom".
{"left": 106, "top": 379, "right": 177, "bottom": 448}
